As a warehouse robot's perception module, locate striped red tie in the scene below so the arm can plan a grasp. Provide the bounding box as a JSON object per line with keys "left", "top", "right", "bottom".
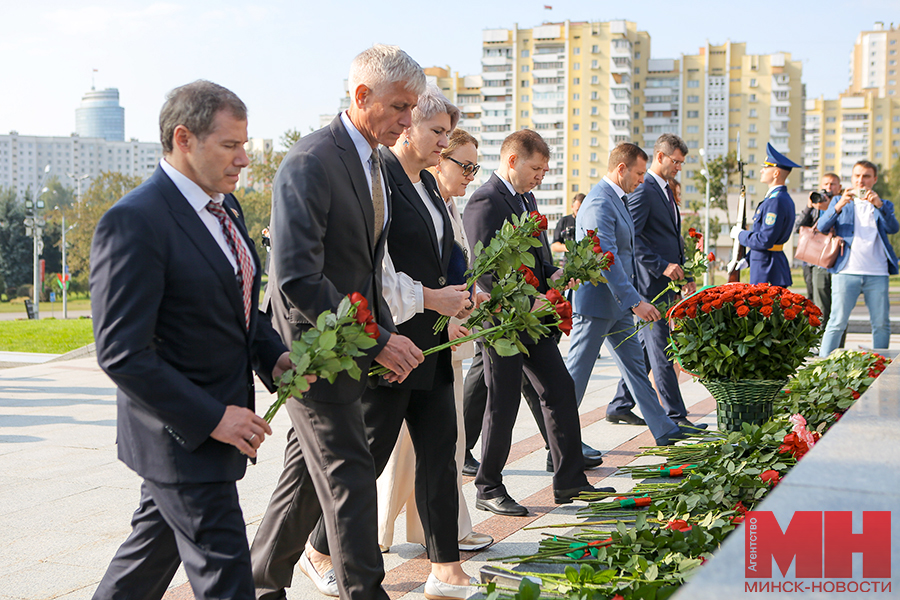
{"left": 206, "top": 201, "right": 253, "bottom": 329}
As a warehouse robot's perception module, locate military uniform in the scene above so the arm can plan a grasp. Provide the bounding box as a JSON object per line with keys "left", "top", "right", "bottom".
{"left": 739, "top": 186, "right": 794, "bottom": 286}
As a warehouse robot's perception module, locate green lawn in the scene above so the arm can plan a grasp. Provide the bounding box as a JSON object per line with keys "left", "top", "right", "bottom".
{"left": 0, "top": 319, "right": 95, "bottom": 353}
{"left": 0, "top": 298, "right": 92, "bottom": 314}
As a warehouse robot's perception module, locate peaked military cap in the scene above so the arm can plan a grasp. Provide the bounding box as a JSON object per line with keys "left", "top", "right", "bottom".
{"left": 763, "top": 143, "right": 802, "bottom": 172}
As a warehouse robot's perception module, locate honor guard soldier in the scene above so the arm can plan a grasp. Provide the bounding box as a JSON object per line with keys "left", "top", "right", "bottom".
{"left": 729, "top": 143, "right": 799, "bottom": 286}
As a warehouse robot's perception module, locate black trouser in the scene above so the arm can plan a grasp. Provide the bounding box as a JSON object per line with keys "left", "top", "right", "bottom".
{"left": 94, "top": 480, "right": 254, "bottom": 600}
{"left": 463, "top": 344, "right": 549, "bottom": 454}
{"left": 310, "top": 381, "right": 460, "bottom": 564}
{"left": 250, "top": 395, "right": 388, "bottom": 600}
{"left": 477, "top": 335, "right": 587, "bottom": 499}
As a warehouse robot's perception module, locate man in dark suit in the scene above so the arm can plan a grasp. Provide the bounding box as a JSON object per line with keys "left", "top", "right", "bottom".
{"left": 606, "top": 134, "right": 705, "bottom": 429}
{"left": 90, "top": 80, "right": 291, "bottom": 600}
{"left": 250, "top": 45, "right": 425, "bottom": 600}
{"left": 462, "top": 129, "right": 613, "bottom": 517}
{"left": 564, "top": 143, "right": 689, "bottom": 448}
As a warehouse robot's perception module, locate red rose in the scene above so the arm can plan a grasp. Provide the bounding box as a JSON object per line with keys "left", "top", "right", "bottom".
{"left": 748, "top": 295, "right": 761, "bottom": 306}
{"left": 809, "top": 315, "right": 821, "bottom": 327}
{"left": 592, "top": 235, "right": 600, "bottom": 244}
{"left": 736, "top": 305, "right": 750, "bottom": 317}
{"left": 545, "top": 288, "right": 564, "bottom": 305}
{"left": 731, "top": 515, "right": 746, "bottom": 524}
{"left": 593, "top": 244, "right": 602, "bottom": 254}
{"left": 586, "top": 229, "right": 595, "bottom": 237}
{"left": 355, "top": 306, "right": 372, "bottom": 324}
{"left": 761, "top": 295, "right": 774, "bottom": 305}
{"left": 780, "top": 297, "right": 792, "bottom": 308}
{"left": 349, "top": 292, "right": 368, "bottom": 310}
{"left": 688, "top": 227, "right": 697, "bottom": 236}
{"left": 701, "top": 303, "right": 712, "bottom": 313}
{"left": 734, "top": 501, "right": 749, "bottom": 515}
{"left": 760, "top": 470, "right": 781, "bottom": 486}
{"left": 555, "top": 302, "right": 572, "bottom": 318}
{"left": 604, "top": 251, "right": 615, "bottom": 266}
{"left": 711, "top": 299, "right": 723, "bottom": 309}
{"left": 686, "top": 304, "right": 698, "bottom": 318}
{"left": 783, "top": 308, "right": 798, "bottom": 320}
{"left": 707, "top": 252, "right": 716, "bottom": 262}
{"left": 760, "top": 305, "right": 773, "bottom": 317}
{"left": 664, "top": 519, "right": 692, "bottom": 532}
{"left": 851, "top": 390, "right": 860, "bottom": 399}
{"left": 364, "top": 322, "right": 380, "bottom": 339}
{"left": 558, "top": 316, "right": 573, "bottom": 335}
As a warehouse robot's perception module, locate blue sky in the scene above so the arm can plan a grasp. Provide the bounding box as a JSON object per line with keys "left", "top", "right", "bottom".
{"left": 1, "top": 1, "right": 894, "bottom": 147}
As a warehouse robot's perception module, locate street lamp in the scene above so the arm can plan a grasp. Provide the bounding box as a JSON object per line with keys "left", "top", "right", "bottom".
{"left": 25, "top": 164, "right": 51, "bottom": 319}
{"left": 54, "top": 205, "right": 75, "bottom": 319}
{"left": 699, "top": 148, "right": 711, "bottom": 287}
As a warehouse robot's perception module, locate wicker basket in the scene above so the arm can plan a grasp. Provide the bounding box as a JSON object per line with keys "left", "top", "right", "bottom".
{"left": 700, "top": 379, "right": 788, "bottom": 432}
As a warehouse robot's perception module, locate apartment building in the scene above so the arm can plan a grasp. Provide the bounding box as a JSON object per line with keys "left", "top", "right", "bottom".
{"left": 848, "top": 21, "right": 900, "bottom": 98}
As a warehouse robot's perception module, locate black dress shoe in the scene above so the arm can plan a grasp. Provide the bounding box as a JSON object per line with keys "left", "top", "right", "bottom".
{"left": 674, "top": 418, "right": 708, "bottom": 430}
{"left": 655, "top": 424, "right": 698, "bottom": 446}
{"left": 475, "top": 495, "right": 528, "bottom": 516}
{"left": 546, "top": 451, "right": 604, "bottom": 472}
{"left": 554, "top": 484, "right": 616, "bottom": 504}
{"left": 581, "top": 442, "right": 603, "bottom": 457}
{"left": 605, "top": 410, "right": 647, "bottom": 426}
{"left": 462, "top": 452, "right": 480, "bottom": 477}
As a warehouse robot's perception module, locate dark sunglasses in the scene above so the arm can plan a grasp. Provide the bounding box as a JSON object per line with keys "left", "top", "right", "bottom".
{"left": 446, "top": 156, "right": 480, "bottom": 177}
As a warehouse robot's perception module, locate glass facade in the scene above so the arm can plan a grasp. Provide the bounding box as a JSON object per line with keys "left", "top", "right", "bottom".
{"left": 75, "top": 88, "right": 125, "bottom": 141}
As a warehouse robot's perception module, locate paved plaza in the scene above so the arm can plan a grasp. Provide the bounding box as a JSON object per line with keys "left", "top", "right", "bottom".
{"left": 0, "top": 333, "right": 896, "bottom": 600}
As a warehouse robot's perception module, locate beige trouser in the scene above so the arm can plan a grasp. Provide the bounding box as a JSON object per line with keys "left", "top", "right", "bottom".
{"left": 376, "top": 359, "right": 473, "bottom": 547}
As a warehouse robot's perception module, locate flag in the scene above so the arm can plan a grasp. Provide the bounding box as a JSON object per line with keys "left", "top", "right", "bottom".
{"left": 544, "top": 4, "right": 552, "bottom": 8}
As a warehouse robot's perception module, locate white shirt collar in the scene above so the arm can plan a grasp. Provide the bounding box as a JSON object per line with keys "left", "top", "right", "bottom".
{"left": 340, "top": 111, "right": 377, "bottom": 167}
{"left": 602, "top": 175, "right": 627, "bottom": 200}
{"left": 159, "top": 158, "right": 224, "bottom": 211}
{"left": 495, "top": 171, "right": 519, "bottom": 198}
{"left": 648, "top": 169, "right": 669, "bottom": 192}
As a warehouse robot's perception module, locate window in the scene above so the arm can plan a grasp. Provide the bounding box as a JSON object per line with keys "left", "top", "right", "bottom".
{"left": 826, "top": 141, "right": 835, "bottom": 147}
{"left": 591, "top": 76, "right": 599, "bottom": 84}
{"left": 877, "top": 127, "right": 884, "bottom": 133}
{"left": 591, "top": 45, "right": 599, "bottom": 53}
{"left": 590, "top": 137, "right": 598, "bottom": 146}
{"left": 572, "top": 62, "right": 580, "bottom": 70}
{"left": 572, "top": 108, "right": 580, "bottom": 116}
{"left": 687, "top": 80, "right": 700, "bottom": 88}
{"left": 590, "top": 91, "right": 598, "bottom": 100}
{"left": 748, "top": 139, "right": 757, "bottom": 148}
{"left": 591, "top": 59, "right": 599, "bottom": 69}
{"left": 826, "top": 116, "right": 836, "bottom": 122}
{"left": 573, "top": 77, "right": 580, "bottom": 85}
{"left": 573, "top": 47, "right": 581, "bottom": 55}
{"left": 750, "top": 78, "right": 757, "bottom": 87}
{"left": 521, "top": 80, "right": 529, "bottom": 87}
{"left": 826, "top": 129, "right": 836, "bottom": 134}
{"left": 572, "top": 169, "right": 579, "bottom": 176}
{"left": 573, "top": 93, "right": 580, "bottom": 100}
{"left": 521, "top": 95, "right": 529, "bottom": 102}
{"left": 748, "top": 154, "right": 755, "bottom": 163}
{"left": 749, "top": 109, "right": 757, "bottom": 118}
{"left": 634, "top": 126, "right": 640, "bottom": 134}
{"left": 634, "top": 82, "right": 640, "bottom": 89}
{"left": 687, "top": 95, "right": 699, "bottom": 103}
{"left": 590, "top": 152, "right": 597, "bottom": 161}
{"left": 687, "top": 110, "right": 699, "bottom": 118}
{"left": 590, "top": 106, "right": 598, "bottom": 115}
{"left": 522, "top": 50, "right": 530, "bottom": 57}
{"left": 748, "top": 124, "right": 757, "bottom": 133}
{"left": 634, "top": 67, "right": 640, "bottom": 74}
{"left": 687, "top": 140, "right": 699, "bottom": 149}
{"left": 686, "top": 125, "right": 699, "bottom": 133}
{"left": 573, "top": 123, "right": 579, "bottom": 131}
{"left": 590, "top": 168, "right": 598, "bottom": 177}
{"left": 572, "top": 184, "right": 579, "bottom": 192}
{"left": 634, "top": 112, "right": 639, "bottom": 119}
{"left": 573, "top": 139, "right": 579, "bottom": 147}
{"left": 572, "top": 154, "right": 579, "bottom": 161}
{"left": 521, "top": 110, "right": 529, "bottom": 117}
{"left": 747, "top": 170, "right": 755, "bottom": 178}
{"left": 685, "top": 185, "right": 697, "bottom": 194}
{"left": 521, "top": 65, "right": 529, "bottom": 72}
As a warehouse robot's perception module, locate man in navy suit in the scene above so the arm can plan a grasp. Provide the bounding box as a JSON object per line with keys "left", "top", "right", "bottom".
{"left": 90, "top": 80, "right": 292, "bottom": 600}
{"left": 462, "top": 129, "right": 612, "bottom": 517}
{"left": 564, "top": 143, "right": 688, "bottom": 447}
{"left": 606, "top": 134, "right": 705, "bottom": 429}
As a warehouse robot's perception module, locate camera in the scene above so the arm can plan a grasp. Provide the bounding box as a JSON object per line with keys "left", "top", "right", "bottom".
{"left": 809, "top": 190, "right": 831, "bottom": 205}
{"left": 561, "top": 225, "right": 576, "bottom": 242}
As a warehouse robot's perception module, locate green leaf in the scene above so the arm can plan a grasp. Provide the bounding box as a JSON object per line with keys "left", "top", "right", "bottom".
{"left": 318, "top": 330, "right": 337, "bottom": 351}
{"left": 565, "top": 565, "right": 579, "bottom": 584}
{"left": 316, "top": 310, "right": 329, "bottom": 330}
{"left": 517, "top": 577, "right": 541, "bottom": 600}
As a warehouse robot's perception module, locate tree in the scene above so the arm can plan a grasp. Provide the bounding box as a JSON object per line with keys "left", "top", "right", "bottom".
{"left": 0, "top": 187, "right": 31, "bottom": 291}
{"left": 247, "top": 128, "right": 303, "bottom": 192}
{"left": 66, "top": 172, "right": 144, "bottom": 284}
{"left": 879, "top": 154, "right": 900, "bottom": 254}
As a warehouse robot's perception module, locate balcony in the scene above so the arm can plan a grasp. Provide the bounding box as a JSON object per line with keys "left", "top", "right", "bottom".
{"left": 611, "top": 39, "right": 632, "bottom": 56}
{"left": 482, "top": 55, "right": 513, "bottom": 67}
{"left": 481, "top": 71, "right": 511, "bottom": 81}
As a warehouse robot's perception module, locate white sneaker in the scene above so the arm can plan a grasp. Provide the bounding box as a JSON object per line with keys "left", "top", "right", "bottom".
{"left": 423, "top": 573, "right": 477, "bottom": 600}
{"left": 298, "top": 549, "right": 339, "bottom": 597}
{"left": 458, "top": 532, "right": 493, "bottom": 551}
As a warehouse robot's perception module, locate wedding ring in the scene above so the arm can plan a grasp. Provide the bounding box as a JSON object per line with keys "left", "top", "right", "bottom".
{"left": 248, "top": 433, "right": 256, "bottom": 442}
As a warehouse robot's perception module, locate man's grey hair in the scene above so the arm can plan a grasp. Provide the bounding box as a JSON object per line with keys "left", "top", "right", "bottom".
{"left": 412, "top": 83, "right": 460, "bottom": 131}
{"left": 159, "top": 80, "right": 246, "bottom": 154}
{"left": 654, "top": 133, "right": 689, "bottom": 158}
{"left": 347, "top": 44, "right": 426, "bottom": 100}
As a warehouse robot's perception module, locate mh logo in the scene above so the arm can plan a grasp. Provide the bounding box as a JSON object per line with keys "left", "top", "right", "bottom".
{"left": 745, "top": 511, "right": 891, "bottom": 578}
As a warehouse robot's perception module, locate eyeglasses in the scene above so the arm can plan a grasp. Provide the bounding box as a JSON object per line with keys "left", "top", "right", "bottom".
{"left": 446, "top": 156, "right": 480, "bottom": 177}
{"left": 665, "top": 154, "right": 685, "bottom": 167}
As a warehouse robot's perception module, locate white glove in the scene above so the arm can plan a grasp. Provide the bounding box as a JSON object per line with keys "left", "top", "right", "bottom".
{"left": 726, "top": 257, "right": 749, "bottom": 273}
{"left": 729, "top": 225, "right": 743, "bottom": 240}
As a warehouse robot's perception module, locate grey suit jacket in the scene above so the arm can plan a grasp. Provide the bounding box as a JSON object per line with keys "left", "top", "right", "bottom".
{"left": 573, "top": 179, "right": 642, "bottom": 320}
{"left": 264, "top": 114, "right": 395, "bottom": 404}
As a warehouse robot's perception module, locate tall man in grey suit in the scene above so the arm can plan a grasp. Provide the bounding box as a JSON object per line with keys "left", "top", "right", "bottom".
{"left": 90, "top": 80, "right": 292, "bottom": 600}
{"left": 606, "top": 134, "right": 705, "bottom": 429}
{"left": 250, "top": 45, "right": 425, "bottom": 600}
{"left": 564, "top": 143, "right": 688, "bottom": 447}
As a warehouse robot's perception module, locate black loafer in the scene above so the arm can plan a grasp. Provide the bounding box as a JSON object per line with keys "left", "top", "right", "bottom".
{"left": 606, "top": 411, "right": 646, "bottom": 426}
{"left": 462, "top": 452, "right": 480, "bottom": 477}
{"left": 475, "top": 495, "right": 528, "bottom": 516}
{"left": 582, "top": 442, "right": 603, "bottom": 457}
{"left": 554, "top": 484, "right": 616, "bottom": 504}
{"left": 674, "top": 418, "right": 708, "bottom": 430}
{"left": 546, "top": 451, "right": 604, "bottom": 472}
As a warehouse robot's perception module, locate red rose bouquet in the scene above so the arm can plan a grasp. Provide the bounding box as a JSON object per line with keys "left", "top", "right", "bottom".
{"left": 667, "top": 283, "right": 823, "bottom": 381}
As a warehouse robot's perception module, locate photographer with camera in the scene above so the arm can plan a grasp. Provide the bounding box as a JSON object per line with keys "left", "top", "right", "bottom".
{"left": 818, "top": 160, "right": 899, "bottom": 357}
{"left": 551, "top": 193, "right": 584, "bottom": 255}
{"left": 795, "top": 173, "right": 844, "bottom": 344}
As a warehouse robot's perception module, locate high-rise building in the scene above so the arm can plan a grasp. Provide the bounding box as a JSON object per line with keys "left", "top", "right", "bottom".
{"left": 848, "top": 22, "right": 900, "bottom": 98}
{"left": 237, "top": 138, "right": 274, "bottom": 190}
{"left": 802, "top": 90, "right": 900, "bottom": 189}
{"left": 75, "top": 88, "right": 126, "bottom": 142}
{"left": 0, "top": 132, "right": 162, "bottom": 199}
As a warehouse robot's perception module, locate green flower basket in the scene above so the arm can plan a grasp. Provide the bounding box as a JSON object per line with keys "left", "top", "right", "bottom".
{"left": 700, "top": 379, "right": 788, "bottom": 432}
